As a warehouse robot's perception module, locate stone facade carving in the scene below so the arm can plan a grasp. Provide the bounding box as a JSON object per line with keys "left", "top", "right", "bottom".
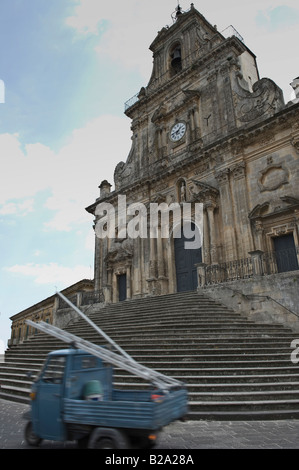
{"left": 233, "top": 77, "right": 284, "bottom": 123}
{"left": 85, "top": 5, "right": 299, "bottom": 303}
{"left": 258, "top": 162, "right": 289, "bottom": 192}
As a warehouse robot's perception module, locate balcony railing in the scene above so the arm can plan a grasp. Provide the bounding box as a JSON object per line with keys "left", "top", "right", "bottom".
{"left": 200, "top": 247, "right": 299, "bottom": 286}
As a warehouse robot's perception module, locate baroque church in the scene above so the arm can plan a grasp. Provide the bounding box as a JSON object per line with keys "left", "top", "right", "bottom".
{"left": 9, "top": 3, "right": 299, "bottom": 342}
{"left": 85, "top": 4, "right": 299, "bottom": 304}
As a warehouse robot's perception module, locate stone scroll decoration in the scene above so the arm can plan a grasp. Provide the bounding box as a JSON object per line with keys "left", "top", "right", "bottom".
{"left": 114, "top": 148, "right": 136, "bottom": 191}
{"left": 232, "top": 77, "right": 284, "bottom": 123}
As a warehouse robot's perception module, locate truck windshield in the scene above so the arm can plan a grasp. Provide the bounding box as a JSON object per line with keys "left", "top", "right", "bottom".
{"left": 42, "top": 356, "right": 66, "bottom": 384}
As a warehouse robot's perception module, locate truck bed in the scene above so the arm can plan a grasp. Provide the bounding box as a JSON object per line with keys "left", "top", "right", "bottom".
{"left": 63, "top": 388, "right": 188, "bottom": 431}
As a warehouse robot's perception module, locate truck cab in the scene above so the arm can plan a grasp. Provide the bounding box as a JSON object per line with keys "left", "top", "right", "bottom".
{"left": 27, "top": 349, "right": 113, "bottom": 445}
{"left": 25, "top": 348, "right": 188, "bottom": 449}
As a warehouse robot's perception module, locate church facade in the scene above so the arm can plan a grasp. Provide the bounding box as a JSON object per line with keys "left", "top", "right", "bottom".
{"left": 86, "top": 4, "right": 299, "bottom": 305}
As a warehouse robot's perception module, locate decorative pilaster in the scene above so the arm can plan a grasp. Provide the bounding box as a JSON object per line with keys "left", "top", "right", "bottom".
{"left": 206, "top": 202, "right": 218, "bottom": 264}
{"left": 215, "top": 168, "right": 237, "bottom": 260}
{"left": 230, "top": 161, "right": 254, "bottom": 257}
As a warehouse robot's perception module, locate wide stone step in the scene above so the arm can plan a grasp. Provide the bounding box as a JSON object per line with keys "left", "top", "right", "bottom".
{"left": 187, "top": 390, "right": 299, "bottom": 402}
{"left": 3, "top": 290, "right": 299, "bottom": 420}
{"left": 5, "top": 346, "right": 295, "bottom": 358}
{"left": 189, "top": 399, "right": 299, "bottom": 413}
{"left": 113, "top": 379, "right": 299, "bottom": 392}
{"left": 66, "top": 325, "right": 288, "bottom": 336}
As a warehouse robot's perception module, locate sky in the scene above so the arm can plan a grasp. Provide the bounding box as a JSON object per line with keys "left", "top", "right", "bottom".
{"left": 0, "top": 0, "right": 298, "bottom": 354}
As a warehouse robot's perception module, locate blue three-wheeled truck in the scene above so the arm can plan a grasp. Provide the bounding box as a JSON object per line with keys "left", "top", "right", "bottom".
{"left": 23, "top": 293, "right": 188, "bottom": 449}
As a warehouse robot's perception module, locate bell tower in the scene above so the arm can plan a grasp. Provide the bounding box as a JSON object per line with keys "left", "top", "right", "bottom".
{"left": 87, "top": 3, "right": 290, "bottom": 303}
{"left": 117, "top": 3, "right": 278, "bottom": 192}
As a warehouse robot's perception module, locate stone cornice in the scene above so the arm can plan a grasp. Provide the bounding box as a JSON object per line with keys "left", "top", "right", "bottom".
{"left": 86, "top": 102, "right": 299, "bottom": 215}
{"left": 10, "top": 279, "right": 94, "bottom": 320}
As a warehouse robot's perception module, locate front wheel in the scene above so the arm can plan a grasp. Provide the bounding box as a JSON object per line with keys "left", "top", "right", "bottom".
{"left": 24, "top": 421, "right": 43, "bottom": 447}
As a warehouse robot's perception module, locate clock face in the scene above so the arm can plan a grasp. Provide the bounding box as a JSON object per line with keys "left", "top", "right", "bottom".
{"left": 170, "top": 122, "right": 186, "bottom": 142}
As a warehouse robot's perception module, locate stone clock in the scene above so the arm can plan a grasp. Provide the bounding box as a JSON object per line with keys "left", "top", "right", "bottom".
{"left": 170, "top": 122, "right": 186, "bottom": 142}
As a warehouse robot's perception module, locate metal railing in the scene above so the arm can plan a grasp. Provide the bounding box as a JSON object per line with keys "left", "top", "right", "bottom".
{"left": 204, "top": 247, "right": 299, "bottom": 286}
{"left": 206, "top": 257, "right": 253, "bottom": 285}
{"left": 81, "top": 291, "right": 104, "bottom": 306}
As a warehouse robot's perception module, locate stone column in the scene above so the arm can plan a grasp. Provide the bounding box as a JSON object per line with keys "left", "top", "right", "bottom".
{"left": 193, "top": 106, "right": 201, "bottom": 139}
{"left": 157, "top": 227, "right": 165, "bottom": 278}
{"left": 216, "top": 168, "right": 237, "bottom": 261}
{"left": 94, "top": 235, "right": 102, "bottom": 292}
{"left": 253, "top": 219, "right": 265, "bottom": 251}
{"left": 126, "top": 265, "right": 132, "bottom": 300}
{"left": 206, "top": 202, "right": 218, "bottom": 264}
{"left": 230, "top": 162, "right": 254, "bottom": 258}
{"left": 203, "top": 208, "right": 210, "bottom": 264}
{"left": 149, "top": 236, "right": 157, "bottom": 279}
{"left": 104, "top": 267, "right": 112, "bottom": 303}
{"left": 112, "top": 272, "right": 117, "bottom": 303}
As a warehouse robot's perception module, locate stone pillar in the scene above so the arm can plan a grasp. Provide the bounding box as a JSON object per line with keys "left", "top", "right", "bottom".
{"left": 249, "top": 250, "right": 264, "bottom": 276}
{"left": 104, "top": 268, "right": 112, "bottom": 303}
{"left": 196, "top": 263, "right": 208, "bottom": 287}
{"left": 149, "top": 236, "right": 157, "bottom": 279}
{"left": 215, "top": 168, "right": 237, "bottom": 261}
{"left": 253, "top": 219, "right": 265, "bottom": 251}
{"left": 167, "top": 237, "right": 176, "bottom": 294}
{"left": 203, "top": 208, "right": 210, "bottom": 264}
{"left": 230, "top": 162, "right": 254, "bottom": 257}
{"left": 193, "top": 106, "right": 201, "bottom": 139}
{"left": 157, "top": 228, "right": 164, "bottom": 277}
{"left": 112, "top": 272, "right": 117, "bottom": 303}
{"left": 206, "top": 202, "right": 218, "bottom": 264}
{"left": 126, "top": 265, "right": 132, "bottom": 300}
{"left": 94, "top": 235, "right": 102, "bottom": 292}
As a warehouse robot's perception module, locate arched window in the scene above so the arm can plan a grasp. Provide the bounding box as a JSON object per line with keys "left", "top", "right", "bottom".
{"left": 169, "top": 43, "right": 182, "bottom": 76}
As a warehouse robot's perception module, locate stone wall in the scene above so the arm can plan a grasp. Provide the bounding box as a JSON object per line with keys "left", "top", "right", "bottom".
{"left": 199, "top": 270, "right": 299, "bottom": 332}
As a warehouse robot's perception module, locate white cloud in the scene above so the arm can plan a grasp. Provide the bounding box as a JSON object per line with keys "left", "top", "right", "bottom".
{"left": 1, "top": 0, "right": 297, "bottom": 235}
{"left": 65, "top": 1, "right": 180, "bottom": 78}
{"left": 5, "top": 262, "right": 92, "bottom": 286}
{"left": 0, "top": 114, "right": 131, "bottom": 231}
{"left": 65, "top": 0, "right": 298, "bottom": 99}
{"left": 0, "top": 339, "right": 5, "bottom": 355}
{"left": 0, "top": 199, "right": 34, "bottom": 216}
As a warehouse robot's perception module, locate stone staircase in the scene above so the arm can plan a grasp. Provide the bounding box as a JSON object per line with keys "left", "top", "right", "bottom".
{"left": 1, "top": 291, "right": 299, "bottom": 420}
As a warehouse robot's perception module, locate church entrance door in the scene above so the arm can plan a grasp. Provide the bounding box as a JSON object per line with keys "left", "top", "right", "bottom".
{"left": 174, "top": 224, "right": 202, "bottom": 292}
{"left": 118, "top": 274, "right": 127, "bottom": 301}
{"left": 273, "top": 234, "right": 298, "bottom": 273}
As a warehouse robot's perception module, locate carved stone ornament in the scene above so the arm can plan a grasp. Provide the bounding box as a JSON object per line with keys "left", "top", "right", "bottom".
{"left": 189, "top": 180, "right": 219, "bottom": 204}
{"left": 215, "top": 168, "right": 230, "bottom": 185}
{"left": 151, "top": 104, "right": 167, "bottom": 124}
{"left": 233, "top": 77, "right": 284, "bottom": 123}
{"left": 258, "top": 163, "right": 289, "bottom": 192}
{"left": 105, "top": 239, "right": 133, "bottom": 265}
{"left": 249, "top": 196, "right": 299, "bottom": 220}
{"left": 231, "top": 162, "right": 246, "bottom": 180}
